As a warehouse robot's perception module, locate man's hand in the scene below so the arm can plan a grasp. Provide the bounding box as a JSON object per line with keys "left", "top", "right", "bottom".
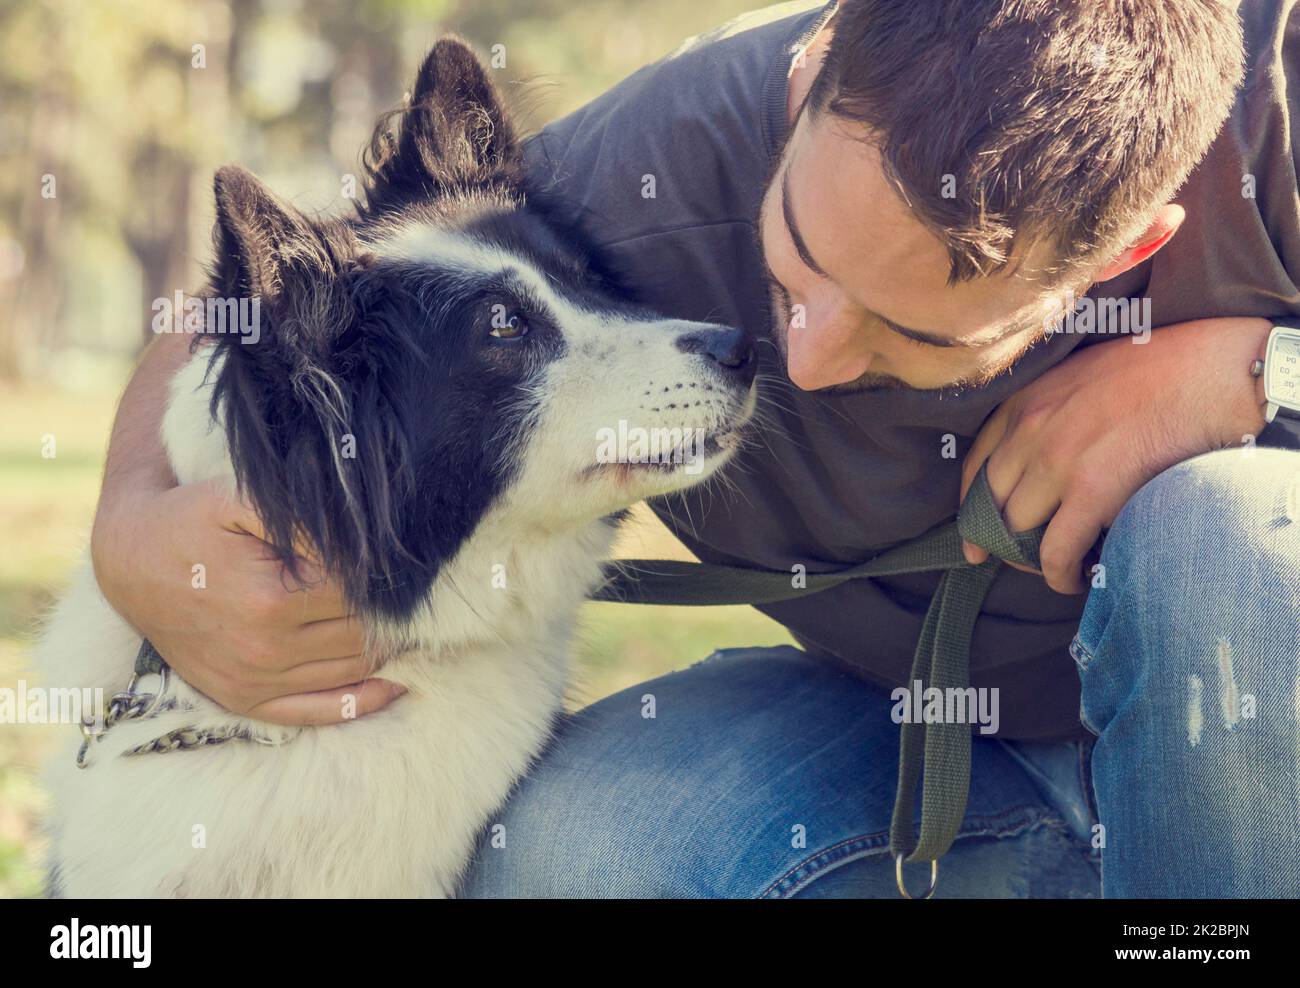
{"left": 961, "top": 317, "right": 1271, "bottom": 594}
{"left": 92, "top": 479, "right": 404, "bottom": 724}
{"left": 90, "top": 333, "right": 402, "bottom": 726}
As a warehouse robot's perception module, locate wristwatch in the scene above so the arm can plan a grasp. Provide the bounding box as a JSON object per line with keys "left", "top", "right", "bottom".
{"left": 1252, "top": 323, "right": 1300, "bottom": 446}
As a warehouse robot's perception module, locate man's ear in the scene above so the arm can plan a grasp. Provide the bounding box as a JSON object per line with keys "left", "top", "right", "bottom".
{"left": 1092, "top": 203, "right": 1186, "bottom": 283}
{"left": 361, "top": 37, "right": 522, "bottom": 213}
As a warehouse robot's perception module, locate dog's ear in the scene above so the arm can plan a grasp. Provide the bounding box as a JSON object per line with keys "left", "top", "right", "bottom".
{"left": 209, "top": 164, "right": 360, "bottom": 370}
{"left": 212, "top": 165, "right": 349, "bottom": 311}
{"left": 206, "top": 165, "right": 421, "bottom": 618}
{"left": 361, "top": 37, "right": 522, "bottom": 212}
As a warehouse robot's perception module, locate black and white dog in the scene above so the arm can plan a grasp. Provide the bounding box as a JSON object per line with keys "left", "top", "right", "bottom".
{"left": 38, "top": 39, "right": 754, "bottom": 897}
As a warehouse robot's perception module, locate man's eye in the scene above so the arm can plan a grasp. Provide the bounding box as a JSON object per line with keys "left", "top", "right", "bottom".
{"left": 489, "top": 312, "right": 530, "bottom": 340}
{"left": 899, "top": 332, "right": 934, "bottom": 350}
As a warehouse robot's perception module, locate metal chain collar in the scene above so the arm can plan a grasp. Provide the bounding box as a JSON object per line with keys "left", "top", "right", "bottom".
{"left": 76, "top": 663, "right": 280, "bottom": 768}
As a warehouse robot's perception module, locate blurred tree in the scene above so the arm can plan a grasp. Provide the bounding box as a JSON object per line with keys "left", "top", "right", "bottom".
{"left": 0, "top": 0, "right": 756, "bottom": 381}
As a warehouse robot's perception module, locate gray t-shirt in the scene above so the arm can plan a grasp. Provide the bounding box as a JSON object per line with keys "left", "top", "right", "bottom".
{"left": 524, "top": 0, "right": 1300, "bottom": 741}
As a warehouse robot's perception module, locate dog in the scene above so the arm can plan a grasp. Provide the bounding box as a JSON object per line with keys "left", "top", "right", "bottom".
{"left": 38, "top": 38, "right": 755, "bottom": 898}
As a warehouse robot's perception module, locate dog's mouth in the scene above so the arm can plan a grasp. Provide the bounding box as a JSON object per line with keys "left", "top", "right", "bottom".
{"left": 591, "top": 428, "right": 736, "bottom": 476}
{"left": 582, "top": 386, "right": 756, "bottom": 486}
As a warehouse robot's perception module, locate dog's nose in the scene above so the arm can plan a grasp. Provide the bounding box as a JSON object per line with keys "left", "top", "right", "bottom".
{"left": 674, "top": 325, "right": 754, "bottom": 382}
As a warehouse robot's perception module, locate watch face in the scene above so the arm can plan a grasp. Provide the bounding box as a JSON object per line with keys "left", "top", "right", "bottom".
{"left": 1268, "top": 333, "right": 1300, "bottom": 409}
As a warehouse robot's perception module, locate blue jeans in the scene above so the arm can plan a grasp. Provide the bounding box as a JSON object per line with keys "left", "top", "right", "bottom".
{"left": 459, "top": 449, "right": 1300, "bottom": 898}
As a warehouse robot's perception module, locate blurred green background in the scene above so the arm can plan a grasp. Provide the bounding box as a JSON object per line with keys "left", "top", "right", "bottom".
{"left": 0, "top": 0, "right": 794, "bottom": 897}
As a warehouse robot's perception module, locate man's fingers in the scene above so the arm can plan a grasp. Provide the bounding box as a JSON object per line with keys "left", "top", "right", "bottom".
{"left": 227, "top": 618, "right": 365, "bottom": 685}
{"left": 278, "top": 570, "right": 354, "bottom": 624}
{"left": 234, "top": 554, "right": 352, "bottom": 626}
{"left": 273, "top": 654, "right": 379, "bottom": 694}
{"left": 963, "top": 421, "right": 1026, "bottom": 565}
{"left": 1000, "top": 469, "right": 1060, "bottom": 539}
{"left": 1038, "top": 507, "right": 1103, "bottom": 595}
{"left": 205, "top": 479, "right": 329, "bottom": 574}
{"left": 291, "top": 615, "right": 368, "bottom": 659}
{"left": 960, "top": 408, "right": 1013, "bottom": 564}
{"left": 972, "top": 473, "right": 1057, "bottom": 575}
{"left": 960, "top": 405, "right": 1010, "bottom": 502}
{"left": 247, "top": 678, "right": 407, "bottom": 727}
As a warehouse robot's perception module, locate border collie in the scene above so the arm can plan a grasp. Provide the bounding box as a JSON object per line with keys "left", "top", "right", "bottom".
{"left": 38, "top": 38, "right": 755, "bottom": 898}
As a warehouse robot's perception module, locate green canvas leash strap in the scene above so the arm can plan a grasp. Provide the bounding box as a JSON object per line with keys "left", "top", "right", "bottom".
{"left": 135, "top": 639, "right": 166, "bottom": 677}
{"left": 593, "top": 462, "right": 1044, "bottom": 891}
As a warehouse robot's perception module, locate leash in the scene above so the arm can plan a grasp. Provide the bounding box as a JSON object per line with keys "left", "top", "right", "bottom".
{"left": 593, "top": 462, "right": 1044, "bottom": 897}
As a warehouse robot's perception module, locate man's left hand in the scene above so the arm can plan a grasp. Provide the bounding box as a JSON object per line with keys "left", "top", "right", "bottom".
{"left": 961, "top": 317, "right": 1270, "bottom": 594}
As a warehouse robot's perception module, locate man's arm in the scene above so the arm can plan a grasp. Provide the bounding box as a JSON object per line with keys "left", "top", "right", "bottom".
{"left": 960, "top": 317, "right": 1272, "bottom": 593}
{"left": 96, "top": 332, "right": 189, "bottom": 499}
{"left": 90, "top": 334, "right": 403, "bottom": 724}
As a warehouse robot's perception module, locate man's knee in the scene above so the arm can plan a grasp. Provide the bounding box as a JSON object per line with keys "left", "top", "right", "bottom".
{"left": 1075, "top": 447, "right": 1299, "bottom": 743}
{"left": 1099, "top": 447, "right": 1299, "bottom": 600}
{"left": 1078, "top": 447, "right": 1298, "bottom": 670}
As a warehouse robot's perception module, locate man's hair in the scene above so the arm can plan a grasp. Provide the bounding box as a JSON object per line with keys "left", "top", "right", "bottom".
{"left": 808, "top": 0, "right": 1246, "bottom": 284}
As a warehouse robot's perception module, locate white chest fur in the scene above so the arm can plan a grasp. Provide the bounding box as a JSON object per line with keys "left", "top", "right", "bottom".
{"left": 38, "top": 354, "right": 613, "bottom": 897}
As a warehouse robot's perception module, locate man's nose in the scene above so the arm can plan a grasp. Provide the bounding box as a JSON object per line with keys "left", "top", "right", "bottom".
{"left": 673, "top": 324, "right": 755, "bottom": 382}
{"left": 782, "top": 300, "right": 876, "bottom": 391}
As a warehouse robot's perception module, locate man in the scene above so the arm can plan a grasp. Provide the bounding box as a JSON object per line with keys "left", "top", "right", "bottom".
{"left": 92, "top": 0, "right": 1300, "bottom": 897}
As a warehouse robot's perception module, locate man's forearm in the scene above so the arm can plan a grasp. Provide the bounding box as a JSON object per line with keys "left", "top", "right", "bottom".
{"left": 98, "top": 332, "right": 193, "bottom": 498}
{"left": 91, "top": 331, "right": 196, "bottom": 609}
{"left": 1190, "top": 318, "right": 1271, "bottom": 447}
{"left": 91, "top": 331, "right": 200, "bottom": 597}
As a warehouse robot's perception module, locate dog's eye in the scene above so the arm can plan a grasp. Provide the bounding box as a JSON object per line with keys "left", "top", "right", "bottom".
{"left": 489, "top": 312, "right": 530, "bottom": 340}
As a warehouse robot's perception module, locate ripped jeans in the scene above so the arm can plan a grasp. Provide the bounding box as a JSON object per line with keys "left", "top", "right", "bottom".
{"left": 1072, "top": 447, "right": 1300, "bottom": 897}
{"left": 458, "top": 449, "right": 1300, "bottom": 898}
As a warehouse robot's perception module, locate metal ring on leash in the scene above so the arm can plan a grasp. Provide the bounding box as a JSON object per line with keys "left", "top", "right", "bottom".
{"left": 124, "top": 669, "right": 169, "bottom": 718}
{"left": 76, "top": 667, "right": 170, "bottom": 768}
{"left": 894, "top": 853, "right": 938, "bottom": 899}
{"left": 73, "top": 651, "right": 291, "bottom": 767}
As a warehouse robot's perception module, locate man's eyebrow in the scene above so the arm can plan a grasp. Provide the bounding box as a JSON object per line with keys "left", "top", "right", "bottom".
{"left": 781, "top": 165, "right": 829, "bottom": 279}
{"left": 779, "top": 155, "right": 1035, "bottom": 351}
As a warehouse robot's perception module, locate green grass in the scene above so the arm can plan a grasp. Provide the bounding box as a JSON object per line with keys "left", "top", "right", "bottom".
{"left": 0, "top": 367, "right": 791, "bottom": 898}
{"left": 0, "top": 373, "right": 126, "bottom": 899}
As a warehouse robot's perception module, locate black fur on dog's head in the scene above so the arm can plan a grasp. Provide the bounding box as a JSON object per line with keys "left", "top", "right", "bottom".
{"left": 206, "top": 40, "right": 548, "bottom": 620}
{"left": 357, "top": 37, "right": 525, "bottom": 215}
{"left": 202, "top": 38, "right": 754, "bottom": 627}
